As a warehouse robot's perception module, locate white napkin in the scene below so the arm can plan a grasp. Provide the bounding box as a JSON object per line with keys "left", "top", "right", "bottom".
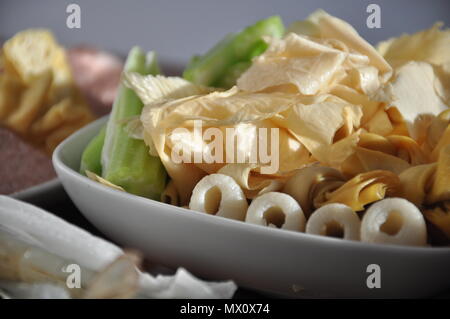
{"left": 0, "top": 195, "right": 237, "bottom": 299}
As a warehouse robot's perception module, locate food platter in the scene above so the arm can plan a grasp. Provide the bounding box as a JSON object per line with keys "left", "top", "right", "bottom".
{"left": 53, "top": 117, "right": 450, "bottom": 298}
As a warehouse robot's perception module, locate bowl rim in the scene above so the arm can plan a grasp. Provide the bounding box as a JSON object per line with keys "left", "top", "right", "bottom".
{"left": 52, "top": 116, "right": 450, "bottom": 254}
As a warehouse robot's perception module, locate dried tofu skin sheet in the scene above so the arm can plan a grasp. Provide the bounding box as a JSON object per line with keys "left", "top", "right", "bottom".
{"left": 375, "top": 61, "right": 448, "bottom": 139}
{"left": 377, "top": 23, "right": 450, "bottom": 68}
{"left": 375, "top": 23, "right": 450, "bottom": 138}
{"left": 293, "top": 10, "right": 392, "bottom": 80}
{"left": 236, "top": 9, "right": 413, "bottom": 142}
{"left": 238, "top": 9, "right": 391, "bottom": 96}
{"left": 237, "top": 32, "right": 386, "bottom": 96}
{"left": 138, "top": 80, "right": 364, "bottom": 202}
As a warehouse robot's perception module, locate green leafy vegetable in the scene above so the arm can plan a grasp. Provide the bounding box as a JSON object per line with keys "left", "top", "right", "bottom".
{"left": 101, "top": 47, "right": 167, "bottom": 199}
{"left": 183, "top": 16, "right": 284, "bottom": 88}
{"left": 80, "top": 125, "right": 106, "bottom": 176}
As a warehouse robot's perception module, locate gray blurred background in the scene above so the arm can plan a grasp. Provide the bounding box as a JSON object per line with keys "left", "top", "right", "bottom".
{"left": 1, "top": 0, "right": 449, "bottom": 71}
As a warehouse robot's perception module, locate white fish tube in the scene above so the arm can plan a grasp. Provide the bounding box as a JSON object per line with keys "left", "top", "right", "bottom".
{"left": 189, "top": 174, "right": 248, "bottom": 221}
{"left": 361, "top": 198, "right": 427, "bottom": 246}
{"left": 245, "top": 192, "right": 305, "bottom": 231}
{"left": 306, "top": 204, "right": 361, "bottom": 240}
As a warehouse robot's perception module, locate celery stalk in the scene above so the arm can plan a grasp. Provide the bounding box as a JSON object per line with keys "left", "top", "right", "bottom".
{"left": 80, "top": 125, "right": 106, "bottom": 176}
{"left": 101, "top": 47, "right": 166, "bottom": 199}
{"left": 215, "top": 61, "right": 251, "bottom": 89}
{"left": 183, "top": 16, "right": 284, "bottom": 88}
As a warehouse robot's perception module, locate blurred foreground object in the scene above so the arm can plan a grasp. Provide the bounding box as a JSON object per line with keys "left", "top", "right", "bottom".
{"left": 0, "top": 196, "right": 237, "bottom": 299}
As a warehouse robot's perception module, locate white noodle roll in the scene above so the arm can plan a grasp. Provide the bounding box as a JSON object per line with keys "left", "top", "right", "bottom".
{"left": 361, "top": 198, "right": 427, "bottom": 246}
{"left": 189, "top": 174, "right": 248, "bottom": 221}
{"left": 306, "top": 204, "right": 361, "bottom": 240}
{"left": 245, "top": 192, "right": 305, "bottom": 231}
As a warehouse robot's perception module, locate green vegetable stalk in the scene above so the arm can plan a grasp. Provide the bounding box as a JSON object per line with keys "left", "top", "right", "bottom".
{"left": 79, "top": 125, "right": 106, "bottom": 176}
{"left": 99, "top": 47, "right": 166, "bottom": 199}
{"left": 183, "top": 16, "right": 284, "bottom": 88}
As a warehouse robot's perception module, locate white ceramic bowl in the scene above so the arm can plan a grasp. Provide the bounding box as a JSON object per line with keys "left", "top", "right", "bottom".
{"left": 53, "top": 116, "right": 450, "bottom": 298}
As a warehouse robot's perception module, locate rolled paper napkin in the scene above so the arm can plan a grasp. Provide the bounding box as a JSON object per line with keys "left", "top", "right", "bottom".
{"left": 0, "top": 196, "right": 237, "bottom": 299}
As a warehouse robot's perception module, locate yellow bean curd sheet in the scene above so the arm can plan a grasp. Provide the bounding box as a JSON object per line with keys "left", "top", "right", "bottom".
{"left": 125, "top": 8, "right": 450, "bottom": 236}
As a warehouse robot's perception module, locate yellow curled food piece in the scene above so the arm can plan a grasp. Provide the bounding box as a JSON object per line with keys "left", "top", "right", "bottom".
{"left": 358, "top": 132, "right": 397, "bottom": 155}
{"left": 398, "top": 163, "right": 437, "bottom": 206}
{"left": 386, "top": 107, "right": 410, "bottom": 137}
{"left": 427, "top": 144, "right": 450, "bottom": 204}
{"left": 282, "top": 165, "right": 345, "bottom": 217}
{"left": 341, "top": 133, "right": 427, "bottom": 177}
{"left": 423, "top": 202, "right": 450, "bottom": 241}
{"left": 318, "top": 170, "right": 400, "bottom": 211}
{"left": 386, "top": 135, "right": 430, "bottom": 165}
{"left": 339, "top": 130, "right": 432, "bottom": 177}
{"left": 430, "top": 124, "right": 450, "bottom": 162}
{"left": 341, "top": 146, "right": 410, "bottom": 177}
{"left": 426, "top": 109, "right": 450, "bottom": 151}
